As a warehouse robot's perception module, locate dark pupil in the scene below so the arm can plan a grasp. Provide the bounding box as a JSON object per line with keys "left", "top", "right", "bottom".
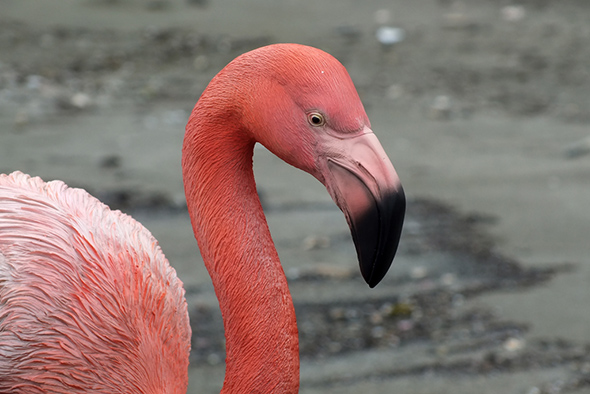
{"left": 311, "top": 115, "right": 321, "bottom": 124}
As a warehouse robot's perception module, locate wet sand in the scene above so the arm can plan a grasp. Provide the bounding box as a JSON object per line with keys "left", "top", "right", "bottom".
{"left": 1, "top": 1, "right": 589, "bottom": 393}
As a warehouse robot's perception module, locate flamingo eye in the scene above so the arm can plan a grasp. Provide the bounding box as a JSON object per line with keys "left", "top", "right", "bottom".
{"left": 307, "top": 112, "right": 325, "bottom": 127}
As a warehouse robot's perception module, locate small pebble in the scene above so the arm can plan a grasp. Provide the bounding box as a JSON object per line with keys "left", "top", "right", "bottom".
{"left": 429, "top": 95, "right": 452, "bottom": 120}
{"left": 397, "top": 319, "right": 414, "bottom": 331}
{"left": 345, "top": 308, "right": 359, "bottom": 320}
{"left": 193, "top": 55, "right": 210, "bottom": 72}
{"left": 503, "top": 337, "right": 525, "bottom": 352}
{"left": 386, "top": 84, "right": 403, "bottom": 100}
{"left": 70, "top": 92, "right": 92, "bottom": 109}
{"left": 501, "top": 5, "right": 525, "bottom": 22}
{"left": 26, "top": 75, "right": 43, "bottom": 90}
{"left": 217, "top": 38, "right": 232, "bottom": 54}
{"left": 286, "top": 267, "right": 300, "bottom": 280}
{"left": 302, "top": 235, "right": 330, "bottom": 251}
{"left": 310, "top": 264, "right": 352, "bottom": 279}
{"left": 380, "top": 302, "right": 394, "bottom": 315}
{"left": 329, "top": 307, "right": 345, "bottom": 320}
{"left": 440, "top": 273, "right": 456, "bottom": 287}
{"left": 410, "top": 266, "right": 427, "bottom": 279}
{"left": 206, "top": 353, "right": 222, "bottom": 365}
{"left": 376, "top": 27, "right": 405, "bottom": 46}
{"left": 369, "top": 311, "right": 383, "bottom": 324}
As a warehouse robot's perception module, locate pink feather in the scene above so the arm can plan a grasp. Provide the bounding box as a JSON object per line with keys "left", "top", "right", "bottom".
{"left": 0, "top": 171, "right": 190, "bottom": 394}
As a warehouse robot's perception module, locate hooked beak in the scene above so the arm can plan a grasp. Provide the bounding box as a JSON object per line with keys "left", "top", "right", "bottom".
{"left": 318, "top": 128, "right": 405, "bottom": 288}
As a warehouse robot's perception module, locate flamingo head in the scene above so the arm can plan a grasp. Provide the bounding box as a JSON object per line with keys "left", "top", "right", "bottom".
{"left": 229, "top": 44, "right": 405, "bottom": 287}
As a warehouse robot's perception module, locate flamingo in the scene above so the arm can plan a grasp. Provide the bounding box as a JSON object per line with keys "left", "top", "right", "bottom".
{"left": 0, "top": 44, "right": 405, "bottom": 393}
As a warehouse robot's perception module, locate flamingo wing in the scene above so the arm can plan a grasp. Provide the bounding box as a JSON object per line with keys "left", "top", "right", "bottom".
{"left": 0, "top": 171, "right": 190, "bottom": 394}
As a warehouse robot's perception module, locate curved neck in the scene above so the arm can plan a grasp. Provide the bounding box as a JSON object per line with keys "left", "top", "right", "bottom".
{"left": 182, "top": 109, "right": 299, "bottom": 393}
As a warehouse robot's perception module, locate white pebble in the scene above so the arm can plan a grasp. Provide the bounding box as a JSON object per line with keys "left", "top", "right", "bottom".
{"left": 503, "top": 337, "right": 525, "bottom": 352}
{"left": 501, "top": 6, "right": 525, "bottom": 22}
{"left": 70, "top": 93, "right": 92, "bottom": 109}
{"left": 376, "top": 27, "right": 405, "bottom": 46}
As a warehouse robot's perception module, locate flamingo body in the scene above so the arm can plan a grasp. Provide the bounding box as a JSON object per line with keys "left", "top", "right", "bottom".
{"left": 0, "top": 43, "right": 404, "bottom": 394}
{"left": 0, "top": 171, "right": 190, "bottom": 393}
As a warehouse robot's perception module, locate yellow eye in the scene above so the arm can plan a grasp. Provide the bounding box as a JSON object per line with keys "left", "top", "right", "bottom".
{"left": 307, "top": 112, "right": 325, "bottom": 127}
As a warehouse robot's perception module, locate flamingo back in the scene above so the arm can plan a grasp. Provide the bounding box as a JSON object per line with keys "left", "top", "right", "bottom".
{"left": 0, "top": 171, "right": 190, "bottom": 394}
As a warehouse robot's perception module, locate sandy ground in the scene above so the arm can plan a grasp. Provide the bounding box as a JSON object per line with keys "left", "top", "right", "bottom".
{"left": 1, "top": 0, "right": 590, "bottom": 393}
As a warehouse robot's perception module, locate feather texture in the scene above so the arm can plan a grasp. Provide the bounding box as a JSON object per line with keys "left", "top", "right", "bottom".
{"left": 0, "top": 171, "right": 190, "bottom": 394}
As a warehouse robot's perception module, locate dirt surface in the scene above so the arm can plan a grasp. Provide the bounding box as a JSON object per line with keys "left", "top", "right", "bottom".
{"left": 1, "top": 1, "right": 590, "bottom": 393}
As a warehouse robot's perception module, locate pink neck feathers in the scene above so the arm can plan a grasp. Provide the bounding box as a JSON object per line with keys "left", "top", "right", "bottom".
{"left": 182, "top": 91, "right": 300, "bottom": 393}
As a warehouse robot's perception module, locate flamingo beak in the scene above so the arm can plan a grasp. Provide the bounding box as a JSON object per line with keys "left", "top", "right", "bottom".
{"left": 318, "top": 129, "right": 405, "bottom": 288}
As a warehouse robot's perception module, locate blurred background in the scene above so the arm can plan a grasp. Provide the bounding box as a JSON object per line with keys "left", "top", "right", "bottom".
{"left": 1, "top": 1, "right": 589, "bottom": 393}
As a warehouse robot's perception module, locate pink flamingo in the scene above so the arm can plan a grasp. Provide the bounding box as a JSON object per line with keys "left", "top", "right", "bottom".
{"left": 0, "top": 44, "right": 404, "bottom": 393}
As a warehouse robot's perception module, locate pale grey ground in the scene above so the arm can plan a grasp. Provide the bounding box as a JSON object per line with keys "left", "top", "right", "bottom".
{"left": 1, "top": 1, "right": 590, "bottom": 393}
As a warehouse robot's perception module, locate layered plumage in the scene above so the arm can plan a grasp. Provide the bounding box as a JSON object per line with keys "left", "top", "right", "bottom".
{"left": 0, "top": 172, "right": 190, "bottom": 393}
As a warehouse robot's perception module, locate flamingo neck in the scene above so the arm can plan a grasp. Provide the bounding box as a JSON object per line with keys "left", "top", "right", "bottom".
{"left": 182, "top": 115, "right": 300, "bottom": 393}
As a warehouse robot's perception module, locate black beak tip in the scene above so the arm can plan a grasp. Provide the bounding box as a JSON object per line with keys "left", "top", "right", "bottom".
{"left": 358, "top": 187, "right": 406, "bottom": 288}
